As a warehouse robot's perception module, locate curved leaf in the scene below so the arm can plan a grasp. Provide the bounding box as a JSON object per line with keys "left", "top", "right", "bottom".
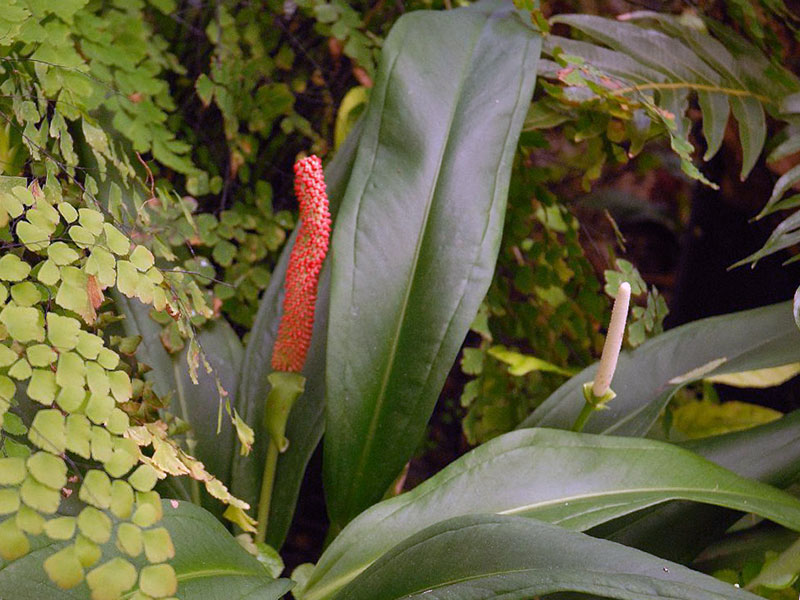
{"left": 116, "top": 294, "right": 241, "bottom": 507}
{"left": 0, "top": 501, "right": 292, "bottom": 599}
{"left": 337, "top": 514, "right": 762, "bottom": 600}
{"left": 228, "top": 121, "right": 362, "bottom": 548}
{"left": 520, "top": 301, "right": 800, "bottom": 436}
{"left": 594, "top": 409, "right": 800, "bottom": 563}
{"left": 324, "top": 0, "right": 542, "bottom": 528}
{"left": 302, "top": 428, "right": 800, "bottom": 600}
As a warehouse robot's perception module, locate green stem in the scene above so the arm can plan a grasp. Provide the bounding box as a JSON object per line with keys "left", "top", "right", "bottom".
{"left": 571, "top": 401, "right": 595, "bottom": 433}
{"left": 572, "top": 382, "right": 616, "bottom": 433}
{"left": 255, "top": 438, "right": 280, "bottom": 544}
{"left": 254, "top": 371, "right": 306, "bottom": 544}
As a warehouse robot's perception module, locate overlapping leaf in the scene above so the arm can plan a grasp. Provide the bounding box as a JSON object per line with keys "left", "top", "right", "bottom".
{"left": 336, "top": 514, "right": 763, "bottom": 600}
{"left": 301, "top": 428, "right": 800, "bottom": 600}
{"left": 520, "top": 301, "right": 800, "bottom": 436}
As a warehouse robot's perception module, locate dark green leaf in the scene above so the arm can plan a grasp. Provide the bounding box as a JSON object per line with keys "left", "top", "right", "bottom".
{"left": 324, "top": 0, "right": 542, "bottom": 528}
{"left": 595, "top": 409, "right": 800, "bottom": 563}
{"left": 520, "top": 301, "right": 800, "bottom": 435}
{"left": 302, "top": 428, "right": 800, "bottom": 600}
{"left": 336, "top": 514, "right": 762, "bottom": 600}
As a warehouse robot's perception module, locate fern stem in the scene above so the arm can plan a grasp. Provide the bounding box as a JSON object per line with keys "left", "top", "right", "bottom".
{"left": 611, "top": 81, "right": 772, "bottom": 106}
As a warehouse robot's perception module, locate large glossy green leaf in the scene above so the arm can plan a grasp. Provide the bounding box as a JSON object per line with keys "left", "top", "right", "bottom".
{"left": 228, "top": 121, "right": 362, "bottom": 548}
{"left": 324, "top": 0, "right": 542, "bottom": 528}
{"left": 116, "top": 294, "right": 241, "bottom": 508}
{"left": 595, "top": 409, "right": 800, "bottom": 563}
{"left": 301, "top": 428, "right": 800, "bottom": 600}
{"left": 336, "top": 514, "right": 762, "bottom": 600}
{"left": 0, "top": 501, "right": 292, "bottom": 599}
{"left": 520, "top": 301, "right": 800, "bottom": 435}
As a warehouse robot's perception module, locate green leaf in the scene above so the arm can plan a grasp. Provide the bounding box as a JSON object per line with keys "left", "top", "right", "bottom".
{"left": 303, "top": 428, "right": 800, "bottom": 600}
{"left": 0, "top": 501, "right": 292, "bottom": 599}
{"left": 336, "top": 514, "right": 762, "bottom": 600}
{"left": 1, "top": 305, "right": 45, "bottom": 343}
{"left": 594, "top": 408, "right": 800, "bottom": 564}
{"left": 229, "top": 120, "right": 362, "bottom": 548}
{"left": 324, "top": 0, "right": 542, "bottom": 528}
{"left": 521, "top": 301, "right": 800, "bottom": 435}
{"left": 488, "top": 345, "right": 576, "bottom": 376}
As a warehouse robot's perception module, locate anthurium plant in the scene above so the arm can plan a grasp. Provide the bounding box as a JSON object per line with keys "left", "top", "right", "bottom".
{"left": 4, "top": 1, "right": 800, "bottom": 599}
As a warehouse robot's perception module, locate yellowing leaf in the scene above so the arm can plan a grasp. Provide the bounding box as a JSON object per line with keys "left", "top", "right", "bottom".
{"left": 16, "top": 220, "right": 51, "bottom": 251}
{"left": 27, "top": 451, "right": 67, "bottom": 489}
{"left": 43, "top": 516, "right": 76, "bottom": 540}
{"left": 102, "top": 223, "right": 130, "bottom": 255}
{"left": 26, "top": 368, "right": 57, "bottom": 404}
{"left": 47, "top": 312, "right": 81, "bottom": 349}
{"left": 80, "top": 469, "right": 112, "bottom": 509}
{"left": 671, "top": 400, "right": 783, "bottom": 439}
{"left": 77, "top": 506, "right": 112, "bottom": 544}
{"left": 26, "top": 344, "right": 56, "bottom": 366}
{"left": 130, "top": 245, "right": 155, "bottom": 271}
{"left": 0, "top": 305, "right": 44, "bottom": 342}
{"left": 20, "top": 475, "right": 62, "bottom": 513}
{"left": 65, "top": 414, "right": 91, "bottom": 458}
{"left": 47, "top": 241, "right": 80, "bottom": 265}
{"left": 10, "top": 281, "right": 42, "bottom": 306}
{"left": 116, "top": 522, "right": 143, "bottom": 557}
{"left": 44, "top": 546, "right": 84, "bottom": 589}
{"left": 29, "top": 409, "right": 66, "bottom": 453}
{"left": 707, "top": 363, "right": 800, "bottom": 388}
{"left": 488, "top": 345, "right": 577, "bottom": 377}
{"left": 138, "top": 563, "right": 177, "bottom": 598}
{"left": 0, "top": 517, "right": 30, "bottom": 561}
{"left": 0, "top": 457, "right": 27, "bottom": 485}
{"left": 86, "top": 558, "right": 137, "bottom": 600}
{"left": 142, "top": 527, "right": 174, "bottom": 563}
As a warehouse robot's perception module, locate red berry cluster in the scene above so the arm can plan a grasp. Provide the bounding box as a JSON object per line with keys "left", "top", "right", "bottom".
{"left": 271, "top": 155, "right": 332, "bottom": 372}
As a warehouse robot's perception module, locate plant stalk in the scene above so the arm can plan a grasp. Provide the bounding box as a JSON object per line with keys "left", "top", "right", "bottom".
{"left": 255, "top": 438, "right": 280, "bottom": 544}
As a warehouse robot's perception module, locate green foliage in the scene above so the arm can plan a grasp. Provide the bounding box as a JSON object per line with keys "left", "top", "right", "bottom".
{"left": 323, "top": 0, "right": 542, "bottom": 528}
{"left": 460, "top": 164, "right": 608, "bottom": 444}
{"left": 303, "top": 428, "right": 800, "bottom": 600}
{"left": 0, "top": 175, "right": 183, "bottom": 597}
{"left": 0, "top": 500, "right": 291, "bottom": 599}
{"left": 604, "top": 258, "right": 668, "bottom": 347}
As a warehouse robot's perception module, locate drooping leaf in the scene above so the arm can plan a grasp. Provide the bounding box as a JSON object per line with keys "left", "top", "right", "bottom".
{"left": 593, "top": 409, "right": 800, "bottom": 564}
{"left": 301, "top": 428, "right": 800, "bottom": 600}
{"left": 324, "top": 0, "right": 542, "bottom": 528}
{"left": 520, "top": 301, "right": 800, "bottom": 435}
{"left": 229, "top": 120, "right": 362, "bottom": 549}
{"left": 336, "top": 514, "right": 763, "bottom": 600}
{"left": 116, "top": 295, "right": 241, "bottom": 510}
{"left": 0, "top": 500, "right": 292, "bottom": 599}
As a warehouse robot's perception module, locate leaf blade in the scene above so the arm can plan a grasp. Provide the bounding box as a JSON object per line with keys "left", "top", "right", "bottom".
{"left": 302, "top": 428, "right": 800, "bottom": 600}
{"left": 520, "top": 301, "right": 800, "bottom": 436}
{"left": 324, "top": 0, "right": 542, "bottom": 528}
{"left": 337, "top": 514, "right": 762, "bottom": 600}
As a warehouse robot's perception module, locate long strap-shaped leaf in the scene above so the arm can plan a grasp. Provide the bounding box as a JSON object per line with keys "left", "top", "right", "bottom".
{"left": 594, "top": 409, "right": 800, "bottom": 563}
{"left": 324, "top": 0, "right": 542, "bottom": 528}
{"left": 520, "top": 301, "right": 800, "bottom": 435}
{"left": 301, "top": 428, "right": 800, "bottom": 600}
{"left": 336, "top": 514, "right": 762, "bottom": 600}
{"left": 0, "top": 501, "right": 292, "bottom": 600}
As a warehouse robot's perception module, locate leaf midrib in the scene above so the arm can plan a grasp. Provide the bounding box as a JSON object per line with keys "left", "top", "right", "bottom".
{"left": 344, "top": 13, "right": 488, "bottom": 515}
